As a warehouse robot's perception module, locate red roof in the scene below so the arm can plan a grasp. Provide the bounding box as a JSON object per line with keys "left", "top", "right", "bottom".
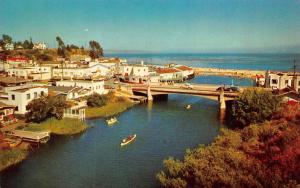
{"left": 176, "top": 65, "right": 193, "bottom": 71}
{"left": 256, "top": 74, "right": 265, "bottom": 78}
{"left": 6, "top": 57, "right": 28, "bottom": 62}
{"left": 156, "top": 68, "right": 180, "bottom": 74}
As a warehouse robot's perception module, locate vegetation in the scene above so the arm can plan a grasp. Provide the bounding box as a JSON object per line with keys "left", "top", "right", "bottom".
{"left": 25, "top": 95, "right": 69, "bottom": 123}
{"left": 89, "top": 40, "right": 104, "bottom": 59}
{"left": 85, "top": 93, "right": 134, "bottom": 119}
{"left": 228, "top": 88, "right": 283, "bottom": 128}
{"left": 87, "top": 93, "right": 107, "bottom": 107}
{"left": 56, "top": 36, "right": 67, "bottom": 58}
{"left": 24, "top": 118, "right": 88, "bottom": 135}
{"left": 0, "top": 147, "right": 28, "bottom": 172}
{"left": 157, "top": 102, "right": 300, "bottom": 188}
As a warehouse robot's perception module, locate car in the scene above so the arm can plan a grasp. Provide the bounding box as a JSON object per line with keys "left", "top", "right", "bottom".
{"left": 216, "top": 85, "right": 240, "bottom": 92}
{"left": 182, "top": 83, "right": 193, "bottom": 89}
{"left": 216, "top": 86, "right": 231, "bottom": 92}
{"left": 230, "top": 86, "right": 240, "bottom": 92}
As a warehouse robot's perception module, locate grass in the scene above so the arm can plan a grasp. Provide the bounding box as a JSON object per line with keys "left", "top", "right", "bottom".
{"left": 86, "top": 100, "right": 135, "bottom": 119}
{"left": 24, "top": 118, "right": 88, "bottom": 135}
{"left": 0, "top": 147, "right": 28, "bottom": 172}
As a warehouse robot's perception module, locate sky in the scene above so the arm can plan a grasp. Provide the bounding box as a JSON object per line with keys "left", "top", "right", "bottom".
{"left": 0, "top": 0, "right": 300, "bottom": 53}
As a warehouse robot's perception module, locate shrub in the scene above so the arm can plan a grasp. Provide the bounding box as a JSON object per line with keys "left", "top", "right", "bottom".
{"left": 86, "top": 93, "right": 106, "bottom": 107}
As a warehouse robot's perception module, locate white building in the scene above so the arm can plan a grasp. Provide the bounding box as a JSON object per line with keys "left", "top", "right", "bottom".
{"left": 7, "top": 66, "right": 52, "bottom": 80}
{"left": 266, "top": 72, "right": 293, "bottom": 90}
{"left": 293, "top": 75, "right": 300, "bottom": 92}
{"left": 56, "top": 79, "right": 106, "bottom": 95}
{"left": 174, "top": 65, "right": 194, "bottom": 80}
{"left": 33, "top": 42, "right": 47, "bottom": 50}
{"left": 47, "top": 86, "right": 92, "bottom": 100}
{"left": 52, "top": 63, "right": 111, "bottom": 79}
{"left": 4, "top": 43, "right": 14, "bottom": 50}
{"left": 1, "top": 86, "right": 48, "bottom": 114}
{"left": 156, "top": 68, "right": 184, "bottom": 82}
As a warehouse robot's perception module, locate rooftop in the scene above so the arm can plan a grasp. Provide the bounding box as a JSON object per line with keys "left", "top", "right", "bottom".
{"left": 155, "top": 68, "right": 180, "bottom": 74}
{"left": 0, "top": 76, "right": 30, "bottom": 85}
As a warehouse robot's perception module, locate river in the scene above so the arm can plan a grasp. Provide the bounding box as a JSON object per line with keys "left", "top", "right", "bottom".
{"left": 0, "top": 76, "right": 253, "bottom": 188}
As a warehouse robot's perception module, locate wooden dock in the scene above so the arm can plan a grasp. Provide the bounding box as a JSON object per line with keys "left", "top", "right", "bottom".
{"left": 7, "top": 130, "right": 50, "bottom": 144}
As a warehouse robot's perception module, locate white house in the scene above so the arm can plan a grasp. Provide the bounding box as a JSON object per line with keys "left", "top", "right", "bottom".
{"left": 156, "top": 68, "right": 184, "bottom": 82}
{"left": 266, "top": 72, "right": 293, "bottom": 90}
{"left": 174, "top": 65, "right": 194, "bottom": 80}
{"left": 56, "top": 79, "right": 106, "bottom": 95}
{"left": 293, "top": 75, "right": 300, "bottom": 92}
{"left": 1, "top": 86, "right": 48, "bottom": 114}
{"left": 7, "top": 66, "right": 52, "bottom": 80}
{"left": 47, "top": 86, "right": 92, "bottom": 100}
{"left": 4, "top": 43, "right": 14, "bottom": 50}
{"left": 33, "top": 42, "right": 47, "bottom": 50}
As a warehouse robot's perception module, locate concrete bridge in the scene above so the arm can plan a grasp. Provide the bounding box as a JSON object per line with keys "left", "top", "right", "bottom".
{"left": 130, "top": 83, "right": 241, "bottom": 110}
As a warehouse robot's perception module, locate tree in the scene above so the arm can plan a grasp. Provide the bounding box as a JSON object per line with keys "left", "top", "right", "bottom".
{"left": 56, "top": 36, "right": 67, "bottom": 58}
{"left": 89, "top": 40, "right": 103, "bottom": 59}
{"left": 86, "top": 93, "right": 106, "bottom": 107}
{"left": 29, "top": 37, "right": 34, "bottom": 49}
{"left": 25, "top": 95, "right": 68, "bottom": 123}
{"left": 23, "top": 40, "right": 31, "bottom": 49}
{"left": 228, "top": 88, "right": 282, "bottom": 128}
{"left": 2, "top": 34, "right": 12, "bottom": 44}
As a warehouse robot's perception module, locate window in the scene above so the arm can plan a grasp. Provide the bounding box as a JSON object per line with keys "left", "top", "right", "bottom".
{"left": 27, "top": 93, "right": 30, "bottom": 100}
{"left": 11, "top": 94, "right": 15, "bottom": 100}
{"left": 41, "top": 91, "right": 44, "bottom": 96}
{"left": 15, "top": 106, "right": 18, "bottom": 111}
{"left": 272, "top": 79, "right": 278, "bottom": 84}
{"left": 298, "top": 81, "right": 300, "bottom": 86}
{"left": 34, "top": 92, "right": 38, "bottom": 98}
{"left": 285, "top": 80, "right": 288, "bottom": 84}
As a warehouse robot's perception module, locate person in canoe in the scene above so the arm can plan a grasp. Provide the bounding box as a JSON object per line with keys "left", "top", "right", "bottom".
{"left": 121, "top": 134, "right": 137, "bottom": 146}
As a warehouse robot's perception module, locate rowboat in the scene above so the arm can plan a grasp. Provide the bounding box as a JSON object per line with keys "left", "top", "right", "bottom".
{"left": 106, "top": 117, "right": 117, "bottom": 125}
{"left": 185, "top": 104, "right": 191, "bottom": 110}
{"left": 120, "top": 134, "right": 136, "bottom": 146}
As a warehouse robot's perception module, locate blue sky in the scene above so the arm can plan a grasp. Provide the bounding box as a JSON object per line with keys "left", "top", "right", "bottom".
{"left": 0, "top": 0, "right": 300, "bottom": 53}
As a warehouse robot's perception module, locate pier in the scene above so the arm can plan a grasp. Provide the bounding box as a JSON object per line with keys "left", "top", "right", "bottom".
{"left": 7, "top": 130, "right": 50, "bottom": 144}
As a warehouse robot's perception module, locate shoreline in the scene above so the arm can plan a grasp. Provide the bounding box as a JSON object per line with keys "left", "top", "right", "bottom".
{"left": 193, "top": 67, "right": 266, "bottom": 79}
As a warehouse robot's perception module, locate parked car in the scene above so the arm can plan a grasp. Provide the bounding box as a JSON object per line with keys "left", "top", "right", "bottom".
{"left": 182, "top": 83, "right": 193, "bottom": 89}
{"left": 216, "top": 85, "right": 240, "bottom": 92}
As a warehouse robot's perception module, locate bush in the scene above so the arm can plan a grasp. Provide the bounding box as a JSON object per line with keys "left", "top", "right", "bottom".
{"left": 86, "top": 93, "right": 106, "bottom": 107}
{"left": 228, "top": 88, "right": 283, "bottom": 128}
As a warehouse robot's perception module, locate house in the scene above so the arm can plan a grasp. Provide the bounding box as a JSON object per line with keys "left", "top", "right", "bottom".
{"left": 56, "top": 79, "right": 107, "bottom": 95}
{"left": 293, "top": 75, "right": 300, "bottom": 92}
{"left": 0, "top": 76, "right": 29, "bottom": 87}
{"left": 155, "top": 67, "right": 184, "bottom": 82}
{"left": 7, "top": 66, "right": 52, "bottom": 80}
{"left": 4, "top": 43, "right": 14, "bottom": 51}
{"left": 255, "top": 75, "right": 265, "bottom": 87}
{"left": 174, "top": 65, "right": 194, "bottom": 80}
{"left": 0, "top": 86, "right": 48, "bottom": 115}
{"left": 265, "top": 71, "right": 293, "bottom": 90}
{"left": 0, "top": 102, "right": 17, "bottom": 126}
{"left": 47, "top": 86, "right": 92, "bottom": 100}
{"left": 33, "top": 42, "right": 47, "bottom": 50}
{"left": 119, "top": 62, "right": 150, "bottom": 83}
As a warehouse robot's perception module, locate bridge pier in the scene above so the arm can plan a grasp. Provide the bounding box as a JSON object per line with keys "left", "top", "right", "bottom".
{"left": 218, "top": 89, "right": 226, "bottom": 110}
{"left": 147, "top": 86, "right": 153, "bottom": 101}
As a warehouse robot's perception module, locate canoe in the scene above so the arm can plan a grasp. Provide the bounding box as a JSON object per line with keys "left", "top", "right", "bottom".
{"left": 121, "top": 134, "right": 136, "bottom": 146}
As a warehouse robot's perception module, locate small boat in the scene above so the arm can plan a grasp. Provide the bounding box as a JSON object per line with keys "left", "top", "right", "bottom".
{"left": 185, "top": 104, "right": 191, "bottom": 110}
{"left": 121, "top": 134, "right": 137, "bottom": 146}
{"left": 3, "top": 138, "right": 22, "bottom": 148}
{"left": 106, "top": 117, "right": 117, "bottom": 125}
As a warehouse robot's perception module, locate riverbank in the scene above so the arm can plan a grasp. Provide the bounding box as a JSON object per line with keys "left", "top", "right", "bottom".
{"left": 0, "top": 143, "right": 29, "bottom": 172}
{"left": 23, "top": 118, "right": 88, "bottom": 135}
{"left": 193, "top": 67, "right": 266, "bottom": 79}
{"left": 86, "top": 100, "right": 135, "bottom": 119}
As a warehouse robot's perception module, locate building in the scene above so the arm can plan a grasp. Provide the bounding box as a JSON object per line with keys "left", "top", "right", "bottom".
{"left": 265, "top": 72, "right": 293, "bottom": 90}
{"left": 174, "top": 65, "right": 194, "bottom": 80}
{"left": 4, "top": 43, "right": 14, "bottom": 51}
{"left": 255, "top": 75, "right": 265, "bottom": 87}
{"left": 56, "top": 79, "right": 106, "bottom": 95}
{"left": 47, "top": 86, "right": 92, "bottom": 100}
{"left": 155, "top": 67, "right": 184, "bottom": 82}
{"left": 7, "top": 66, "right": 52, "bottom": 80}
{"left": 0, "top": 76, "right": 29, "bottom": 87}
{"left": 33, "top": 42, "right": 47, "bottom": 50}
{"left": 0, "top": 102, "right": 17, "bottom": 126}
{"left": 0, "top": 86, "right": 48, "bottom": 114}
{"left": 293, "top": 75, "right": 300, "bottom": 92}
{"left": 119, "top": 62, "right": 150, "bottom": 83}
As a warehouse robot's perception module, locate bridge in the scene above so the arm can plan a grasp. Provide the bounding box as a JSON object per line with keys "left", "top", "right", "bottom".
{"left": 129, "top": 83, "right": 242, "bottom": 110}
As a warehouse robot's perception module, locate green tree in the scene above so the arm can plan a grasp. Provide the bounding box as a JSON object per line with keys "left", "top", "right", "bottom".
{"left": 2, "top": 34, "right": 12, "bottom": 44}
{"left": 23, "top": 40, "right": 31, "bottom": 49}
{"left": 56, "top": 36, "right": 67, "bottom": 58}
{"left": 25, "top": 95, "right": 68, "bottom": 123}
{"left": 29, "top": 37, "right": 34, "bottom": 49}
{"left": 86, "top": 93, "right": 106, "bottom": 107}
{"left": 89, "top": 40, "right": 103, "bottom": 59}
{"left": 228, "top": 88, "right": 282, "bottom": 128}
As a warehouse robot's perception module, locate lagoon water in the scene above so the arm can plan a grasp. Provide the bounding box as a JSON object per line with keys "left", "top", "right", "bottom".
{"left": 1, "top": 92, "right": 221, "bottom": 188}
